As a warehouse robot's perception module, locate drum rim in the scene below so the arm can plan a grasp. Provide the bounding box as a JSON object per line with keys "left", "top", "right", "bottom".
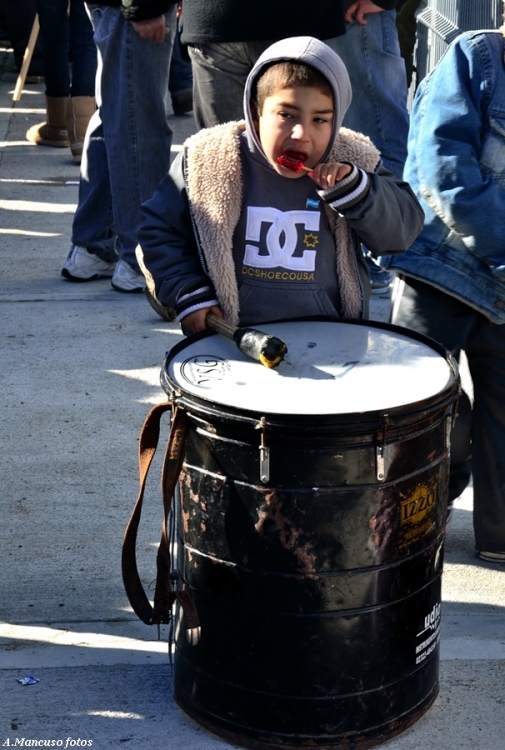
{"left": 161, "top": 318, "right": 460, "bottom": 427}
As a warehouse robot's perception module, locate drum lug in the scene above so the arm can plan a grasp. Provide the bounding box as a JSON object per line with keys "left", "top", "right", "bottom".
{"left": 186, "top": 626, "right": 202, "bottom": 646}
{"left": 376, "top": 445, "right": 386, "bottom": 482}
{"left": 260, "top": 444, "right": 270, "bottom": 484}
{"left": 258, "top": 416, "right": 270, "bottom": 484}
{"left": 376, "top": 415, "right": 390, "bottom": 482}
{"left": 445, "top": 416, "right": 452, "bottom": 452}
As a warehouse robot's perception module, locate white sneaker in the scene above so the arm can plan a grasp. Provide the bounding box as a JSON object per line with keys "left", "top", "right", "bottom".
{"left": 111, "top": 259, "right": 145, "bottom": 293}
{"left": 62, "top": 245, "right": 116, "bottom": 281}
{"left": 478, "top": 550, "right": 505, "bottom": 563}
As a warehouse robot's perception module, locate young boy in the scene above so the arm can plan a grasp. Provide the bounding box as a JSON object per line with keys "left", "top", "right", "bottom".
{"left": 380, "top": 22, "right": 505, "bottom": 563}
{"left": 137, "top": 36, "right": 423, "bottom": 331}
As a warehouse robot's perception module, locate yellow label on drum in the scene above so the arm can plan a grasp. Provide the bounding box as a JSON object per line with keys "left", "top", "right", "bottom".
{"left": 399, "top": 485, "right": 437, "bottom": 548}
{"left": 400, "top": 485, "right": 437, "bottom": 525}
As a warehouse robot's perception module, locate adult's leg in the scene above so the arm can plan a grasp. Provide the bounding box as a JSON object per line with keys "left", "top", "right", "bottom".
{"left": 65, "top": 0, "right": 97, "bottom": 162}
{"left": 68, "top": 0, "right": 97, "bottom": 96}
{"left": 395, "top": 0, "right": 422, "bottom": 89}
{"left": 35, "top": 0, "right": 70, "bottom": 96}
{"left": 70, "top": 5, "right": 114, "bottom": 261}
{"left": 2, "top": 0, "right": 43, "bottom": 75}
{"left": 88, "top": 5, "right": 175, "bottom": 269}
{"left": 26, "top": 0, "right": 70, "bottom": 147}
{"left": 188, "top": 40, "right": 274, "bottom": 129}
{"left": 393, "top": 278, "right": 474, "bottom": 503}
{"left": 465, "top": 319, "right": 505, "bottom": 553}
{"left": 71, "top": 107, "right": 116, "bottom": 261}
{"left": 329, "top": 11, "right": 409, "bottom": 178}
{"left": 169, "top": 28, "right": 192, "bottom": 92}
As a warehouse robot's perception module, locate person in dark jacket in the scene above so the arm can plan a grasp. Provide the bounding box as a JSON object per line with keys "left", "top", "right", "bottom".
{"left": 180, "top": 0, "right": 346, "bottom": 129}
{"left": 61, "top": 0, "right": 177, "bottom": 292}
{"left": 137, "top": 37, "right": 423, "bottom": 332}
{"left": 382, "top": 27, "right": 505, "bottom": 563}
{"left": 181, "top": 0, "right": 408, "bottom": 177}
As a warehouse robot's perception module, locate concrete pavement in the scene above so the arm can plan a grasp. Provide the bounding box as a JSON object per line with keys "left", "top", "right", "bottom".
{"left": 1, "top": 55, "right": 504, "bottom": 750}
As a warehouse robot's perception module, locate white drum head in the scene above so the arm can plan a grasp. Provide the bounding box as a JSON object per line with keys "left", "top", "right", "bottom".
{"left": 167, "top": 321, "right": 454, "bottom": 415}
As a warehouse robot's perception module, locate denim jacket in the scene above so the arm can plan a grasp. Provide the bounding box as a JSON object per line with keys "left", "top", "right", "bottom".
{"left": 381, "top": 30, "right": 505, "bottom": 324}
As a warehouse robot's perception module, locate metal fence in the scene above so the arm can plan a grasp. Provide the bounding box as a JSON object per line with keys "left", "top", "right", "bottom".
{"left": 415, "top": 0, "right": 504, "bottom": 80}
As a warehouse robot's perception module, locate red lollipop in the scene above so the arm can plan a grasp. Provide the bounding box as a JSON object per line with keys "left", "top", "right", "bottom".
{"left": 277, "top": 150, "right": 312, "bottom": 173}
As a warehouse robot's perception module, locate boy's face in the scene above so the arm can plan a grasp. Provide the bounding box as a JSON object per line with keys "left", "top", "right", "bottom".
{"left": 254, "top": 85, "right": 334, "bottom": 178}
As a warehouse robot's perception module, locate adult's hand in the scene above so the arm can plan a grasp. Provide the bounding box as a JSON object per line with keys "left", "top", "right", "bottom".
{"left": 345, "top": 0, "right": 384, "bottom": 24}
{"left": 131, "top": 16, "right": 169, "bottom": 43}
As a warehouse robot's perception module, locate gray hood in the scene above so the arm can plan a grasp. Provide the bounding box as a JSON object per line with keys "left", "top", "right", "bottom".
{"left": 244, "top": 36, "right": 352, "bottom": 163}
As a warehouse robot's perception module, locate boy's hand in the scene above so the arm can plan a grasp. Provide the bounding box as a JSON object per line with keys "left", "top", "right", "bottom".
{"left": 309, "top": 161, "right": 353, "bottom": 189}
{"left": 345, "top": 1, "right": 384, "bottom": 24}
{"left": 314, "top": 161, "right": 371, "bottom": 210}
{"left": 181, "top": 305, "right": 224, "bottom": 334}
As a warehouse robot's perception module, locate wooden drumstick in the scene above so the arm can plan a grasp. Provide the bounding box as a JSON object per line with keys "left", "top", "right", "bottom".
{"left": 206, "top": 313, "right": 287, "bottom": 369}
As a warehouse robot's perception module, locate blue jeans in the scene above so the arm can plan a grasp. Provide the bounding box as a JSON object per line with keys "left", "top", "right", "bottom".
{"left": 71, "top": 6, "right": 175, "bottom": 269}
{"left": 36, "top": 0, "right": 96, "bottom": 97}
{"left": 329, "top": 11, "right": 409, "bottom": 179}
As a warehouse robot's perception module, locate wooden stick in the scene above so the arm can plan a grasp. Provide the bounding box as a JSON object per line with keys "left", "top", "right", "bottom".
{"left": 206, "top": 313, "right": 238, "bottom": 341}
{"left": 13, "top": 14, "right": 40, "bottom": 103}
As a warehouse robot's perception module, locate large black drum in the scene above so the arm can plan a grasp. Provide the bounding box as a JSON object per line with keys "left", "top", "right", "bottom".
{"left": 161, "top": 319, "right": 460, "bottom": 750}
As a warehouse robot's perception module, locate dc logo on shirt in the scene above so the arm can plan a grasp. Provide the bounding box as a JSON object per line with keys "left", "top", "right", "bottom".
{"left": 243, "top": 207, "right": 320, "bottom": 271}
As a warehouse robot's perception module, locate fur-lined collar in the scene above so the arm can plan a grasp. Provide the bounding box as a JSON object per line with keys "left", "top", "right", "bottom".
{"left": 185, "top": 121, "right": 380, "bottom": 324}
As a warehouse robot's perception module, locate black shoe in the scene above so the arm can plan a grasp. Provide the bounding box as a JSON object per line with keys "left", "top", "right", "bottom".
{"left": 172, "top": 89, "right": 193, "bottom": 116}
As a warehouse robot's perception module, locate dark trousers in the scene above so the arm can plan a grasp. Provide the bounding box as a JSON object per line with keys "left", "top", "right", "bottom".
{"left": 36, "top": 0, "right": 96, "bottom": 97}
{"left": 169, "top": 27, "right": 192, "bottom": 97}
{"left": 396, "top": 0, "right": 422, "bottom": 88}
{"left": 1, "top": 0, "right": 44, "bottom": 74}
{"left": 394, "top": 278, "right": 505, "bottom": 553}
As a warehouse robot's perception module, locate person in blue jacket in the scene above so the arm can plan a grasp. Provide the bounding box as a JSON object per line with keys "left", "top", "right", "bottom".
{"left": 381, "top": 25, "right": 505, "bottom": 563}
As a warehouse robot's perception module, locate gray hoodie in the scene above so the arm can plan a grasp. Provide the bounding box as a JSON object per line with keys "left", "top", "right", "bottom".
{"left": 230, "top": 37, "right": 367, "bottom": 323}
{"left": 243, "top": 36, "right": 353, "bottom": 164}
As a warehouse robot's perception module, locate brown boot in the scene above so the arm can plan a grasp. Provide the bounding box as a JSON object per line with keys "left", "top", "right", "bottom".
{"left": 66, "top": 96, "right": 96, "bottom": 164}
{"left": 26, "top": 96, "right": 70, "bottom": 148}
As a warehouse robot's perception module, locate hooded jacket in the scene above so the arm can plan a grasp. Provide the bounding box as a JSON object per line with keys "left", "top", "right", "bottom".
{"left": 138, "top": 37, "right": 423, "bottom": 326}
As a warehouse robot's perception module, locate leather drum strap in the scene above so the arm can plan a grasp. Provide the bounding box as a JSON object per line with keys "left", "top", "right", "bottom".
{"left": 121, "top": 402, "right": 200, "bottom": 641}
